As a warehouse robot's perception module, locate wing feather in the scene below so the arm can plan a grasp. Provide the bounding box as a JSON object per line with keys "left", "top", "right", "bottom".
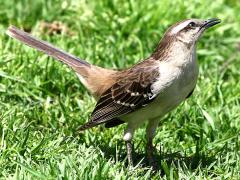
{"left": 78, "top": 60, "right": 160, "bottom": 130}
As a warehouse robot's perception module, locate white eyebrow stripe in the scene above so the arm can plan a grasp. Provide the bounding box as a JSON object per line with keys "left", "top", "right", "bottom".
{"left": 170, "top": 20, "right": 191, "bottom": 35}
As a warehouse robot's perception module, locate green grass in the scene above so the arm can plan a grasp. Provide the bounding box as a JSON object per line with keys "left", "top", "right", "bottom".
{"left": 0, "top": 0, "right": 240, "bottom": 179}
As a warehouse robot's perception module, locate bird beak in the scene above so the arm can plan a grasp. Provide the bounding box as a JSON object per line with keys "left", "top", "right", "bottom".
{"left": 201, "top": 18, "right": 221, "bottom": 29}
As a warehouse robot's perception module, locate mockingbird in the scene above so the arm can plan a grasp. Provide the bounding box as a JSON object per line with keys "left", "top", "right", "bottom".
{"left": 6, "top": 18, "right": 220, "bottom": 169}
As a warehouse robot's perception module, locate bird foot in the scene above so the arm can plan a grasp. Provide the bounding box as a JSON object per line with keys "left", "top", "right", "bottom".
{"left": 149, "top": 157, "right": 158, "bottom": 171}
{"left": 147, "top": 143, "right": 159, "bottom": 170}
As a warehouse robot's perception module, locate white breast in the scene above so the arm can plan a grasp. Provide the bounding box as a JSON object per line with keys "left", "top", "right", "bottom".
{"left": 153, "top": 43, "right": 197, "bottom": 91}
{"left": 152, "top": 47, "right": 198, "bottom": 105}
{"left": 122, "top": 45, "right": 199, "bottom": 126}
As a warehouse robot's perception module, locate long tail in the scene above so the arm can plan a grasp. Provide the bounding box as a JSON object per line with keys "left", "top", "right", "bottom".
{"left": 6, "top": 25, "right": 90, "bottom": 68}
{"left": 6, "top": 25, "right": 118, "bottom": 97}
{"left": 7, "top": 26, "right": 121, "bottom": 133}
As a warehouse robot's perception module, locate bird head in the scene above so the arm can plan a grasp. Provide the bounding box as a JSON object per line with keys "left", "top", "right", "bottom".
{"left": 167, "top": 18, "right": 221, "bottom": 45}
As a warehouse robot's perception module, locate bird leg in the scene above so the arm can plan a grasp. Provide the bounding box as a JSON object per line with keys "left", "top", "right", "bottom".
{"left": 146, "top": 119, "right": 159, "bottom": 170}
{"left": 126, "top": 141, "right": 133, "bottom": 166}
{"left": 123, "top": 127, "right": 134, "bottom": 167}
{"left": 146, "top": 136, "right": 158, "bottom": 169}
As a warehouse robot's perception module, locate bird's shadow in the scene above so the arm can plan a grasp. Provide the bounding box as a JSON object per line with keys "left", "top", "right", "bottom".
{"left": 61, "top": 135, "right": 216, "bottom": 176}
{"left": 96, "top": 140, "right": 216, "bottom": 176}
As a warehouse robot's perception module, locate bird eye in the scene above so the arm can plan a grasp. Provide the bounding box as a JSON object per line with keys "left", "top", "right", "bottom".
{"left": 189, "top": 22, "right": 197, "bottom": 28}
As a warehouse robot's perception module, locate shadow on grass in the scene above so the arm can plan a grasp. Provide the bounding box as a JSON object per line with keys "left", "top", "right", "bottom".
{"left": 97, "top": 141, "right": 216, "bottom": 176}
{"left": 61, "top": 135, "right": 216, "bottom": 176}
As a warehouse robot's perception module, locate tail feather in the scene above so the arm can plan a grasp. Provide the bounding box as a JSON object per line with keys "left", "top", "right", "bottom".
{"left": 6, "top": 25, "right": 118, "bottom": 97}
{"left": 6, "top": 25, "right": 122, "bottom": 132}
{"left": 6, "top": 25, "right": 90, "bottom": 68}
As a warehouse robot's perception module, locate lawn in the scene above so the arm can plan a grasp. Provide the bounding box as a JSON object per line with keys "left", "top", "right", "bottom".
{"left": 0, "top": 0, "right": 240, "bottom": 179}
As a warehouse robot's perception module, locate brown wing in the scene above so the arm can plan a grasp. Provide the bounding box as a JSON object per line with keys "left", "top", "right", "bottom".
{"left": 78, "top": 60, "right": 160, "bottom": 130}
